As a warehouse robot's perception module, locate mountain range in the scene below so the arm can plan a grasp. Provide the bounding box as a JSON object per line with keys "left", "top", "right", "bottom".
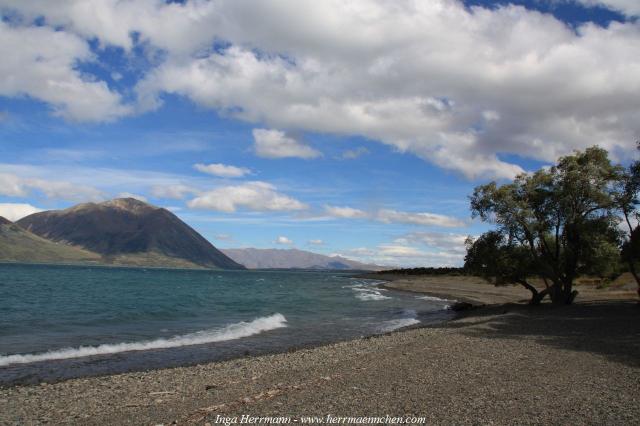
{"left": 1, "top": 198, "right": 379, "bottom": 271}
{"left": 221, "top": 248, "right": 382, "bottom": 270}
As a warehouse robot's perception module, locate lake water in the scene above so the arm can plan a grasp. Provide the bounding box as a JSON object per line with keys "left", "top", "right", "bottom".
{"left": 0, "top": 263, "right": 453, "bottom": 386}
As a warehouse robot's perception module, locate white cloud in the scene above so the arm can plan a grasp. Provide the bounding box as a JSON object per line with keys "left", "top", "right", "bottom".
{"left": 0, "top": 171, "right": 104, "bottom": 201}
{"left": 0, "top": 203, "right": 42, "bottom": 221}
{"left": 0, "top": 1, "right": 638, "bottom": 176}
{"left": 341, "top": 147, "right": 369, "bottom": 160}
{"left": 194, "top": 163, "right": 251, "bottom": 178}
{"left": 323, "top": 204, "right": 464, "bottom": 228}
{"left": 150, "top": 184, "right": 199, "bottom": 200}
{"left": 308, "top": 239, "right": 324, "bottom": 245}
{"left": 275, "top": 236, "right": 293, "bottom": 245}
{"left": 0, "top": 173, "right": 28, "bottom": 197}
{"left": 324, "top": 205, "right": 368, "bottom": 219}
{"left": 0, "top": 20, "right": 130, "bottom": 122}
{"left": 572, "top": 0, "right": 640, "bottom": 16}
{"left": 252, "top": 129, "right": 321, "bottom": 159}
{"left": 400, "top": 232, "right": 470, "bottom": 254}
{"left": 375, "top": 209, "right": 465, "bottom": 228}
{"left": 131, "top": 0, "right": 640, "bottom": 179}
{"left": 339, "top": 243, "right": 463, "bottom": 268}
{"left": 116, "top": 192, "right": 148, "bottom": 202}
{"left": 187, "top": 181, "right": 307, "bottom": 213}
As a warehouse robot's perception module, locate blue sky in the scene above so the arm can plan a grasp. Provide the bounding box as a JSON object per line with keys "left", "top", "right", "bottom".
{"left": 0, "top": 0, "right": 638, "bottom": 267}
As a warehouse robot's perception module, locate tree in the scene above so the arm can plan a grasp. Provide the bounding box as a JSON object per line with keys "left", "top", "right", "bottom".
{"left": 469, "top": 146, "right": 622, "bottom": 305}
{"left": 464, "top": 231, "right": 548, "bottom": 304}
{"left": 617, "top": 143, "right": 640, "bottom": 295}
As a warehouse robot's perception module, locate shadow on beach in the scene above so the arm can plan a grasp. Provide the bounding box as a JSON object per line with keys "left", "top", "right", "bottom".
{"left": 442, "top": 301, "right": 640, "bottom": 368}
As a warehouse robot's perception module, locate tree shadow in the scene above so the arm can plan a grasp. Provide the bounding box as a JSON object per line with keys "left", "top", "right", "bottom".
{"left": 440, "top": 301, "right": 640, "bottom": 368}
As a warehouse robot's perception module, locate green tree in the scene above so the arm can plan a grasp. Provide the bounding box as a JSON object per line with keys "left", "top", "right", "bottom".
{"left": 617, "top": 143, "right": 640, "bottom": 295}
{"left": 469, "top": 146, "right": 622, "bottom": 305}
{"left": 464, "top": 231, "right": 548, "bottom": 304}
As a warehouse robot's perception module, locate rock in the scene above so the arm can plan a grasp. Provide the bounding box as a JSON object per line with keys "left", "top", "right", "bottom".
{"left": 449, "top": 302, "right": 475, "bottom": 311}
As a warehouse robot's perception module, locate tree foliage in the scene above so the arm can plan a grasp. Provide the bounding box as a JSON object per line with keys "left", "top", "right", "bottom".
{"left": 618, "top": 143, "right": 640, "bottom": 293}
{"left": 467, "top": 146, "right": 622, "bottom": 305}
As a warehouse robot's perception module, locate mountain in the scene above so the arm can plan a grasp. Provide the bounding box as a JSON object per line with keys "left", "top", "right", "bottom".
{"left": 221, "top": 248, "right": 382, "bottom": 270}
{"left": 16, "top": 198, "right": 244, "bottom": 269}
{"left": 0, "top": 216, "right": 101, "bottom": 264}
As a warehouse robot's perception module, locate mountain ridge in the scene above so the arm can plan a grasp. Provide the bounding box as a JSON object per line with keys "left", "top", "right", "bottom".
{"left": 222, "top": 247, "right": 382, "bottom": 270}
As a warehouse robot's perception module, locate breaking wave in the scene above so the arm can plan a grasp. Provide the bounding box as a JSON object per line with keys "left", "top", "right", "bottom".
{"left": 379, "top": 317, "right": 420, "bottom": 332}
{"left": 416, "top": 295, "right": 451, "bottom": 302}
{"left": 349, "top": 283, "right": 392, "bottom": 301}
{"left": 0, "top": 313, "right": 287, "bottom": 367}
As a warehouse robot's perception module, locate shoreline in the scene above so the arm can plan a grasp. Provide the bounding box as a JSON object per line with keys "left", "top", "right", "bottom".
{"left": 2, "top": 276, "right": 639, "bottom": 424}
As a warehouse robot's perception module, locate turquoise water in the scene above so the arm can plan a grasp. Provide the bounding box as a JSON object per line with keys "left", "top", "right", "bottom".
{"left": 0, "top": 263, "right": 453, "bottom": 385}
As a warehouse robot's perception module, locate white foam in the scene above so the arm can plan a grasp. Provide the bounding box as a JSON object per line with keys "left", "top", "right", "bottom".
{"left": 0, "top": 313, "right": 287, "bottom": 367}
{"left": 349, "top": 284, "right": 392, "bottom": 301}
{"left": 355, "top": 291, "right": 391, "bottom": 301}
{"left": 417, "top": 295, "right": 450, "bottom": 302}
{"left": 379, "top": 317, "right": 420, "bottom": 332}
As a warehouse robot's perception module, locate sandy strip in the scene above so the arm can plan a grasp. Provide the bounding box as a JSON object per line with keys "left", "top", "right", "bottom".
{"left": 1, "top": 278, "right": 638, "bottom": 425}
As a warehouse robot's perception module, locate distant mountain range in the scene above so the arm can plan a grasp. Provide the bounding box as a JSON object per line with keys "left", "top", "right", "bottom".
{"left": 6, "top": 198, "right": 243, "bottom": 269}
{"left": 222, "top": 248, "right": 382, "bottom": 270}
{"left": 0, "top": 198, "right": 379, "bottom": 271}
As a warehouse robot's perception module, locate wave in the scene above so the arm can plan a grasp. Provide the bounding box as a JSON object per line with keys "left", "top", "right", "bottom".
{"left": 349, "top": 283, "right": 392, "bottom": 301}
{"left": 379, "top": 317, "right": 420, "bottom": 332}
{"left": 0, "top": 313, "right": 287, "bottom": 367}
{"left": 416, "top": 295, "right": 451, "bottom": 302}
{"left": 353, "top": 288, "right": 391, "bottom": 301}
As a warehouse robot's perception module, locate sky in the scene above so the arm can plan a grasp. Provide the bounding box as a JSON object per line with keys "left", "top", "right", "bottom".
{"left": 0, "top": 0, "right": 638, "bottom": 267}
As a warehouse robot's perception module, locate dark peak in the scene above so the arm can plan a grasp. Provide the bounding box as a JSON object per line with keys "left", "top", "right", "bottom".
{"left": 0, "top": 216, "right": 12, "bottom": 225}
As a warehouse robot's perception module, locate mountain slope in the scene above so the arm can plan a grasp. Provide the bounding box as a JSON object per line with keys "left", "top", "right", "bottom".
{"left": 0, "top": 216, "right": 101, "bottom": 264}
{"left": 17, "top": 198, "right": 244, "bottom": 269}
{"left": 222, "top": 248, "right": 382, "bottom": 270}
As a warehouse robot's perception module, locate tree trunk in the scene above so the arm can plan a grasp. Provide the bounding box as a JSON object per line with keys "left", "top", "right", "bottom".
{"left": 625, "top": 260, "right": 640, "bottom": 300}
{"left": 549, "top": 283, "right": 565, "bottom": 305}
{"left": 517, "top": 280, "right": 547, "bottom": 305}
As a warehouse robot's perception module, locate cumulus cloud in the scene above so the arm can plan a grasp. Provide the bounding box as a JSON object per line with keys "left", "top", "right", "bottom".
{"left": 308, "top": 239, "right": 324, "bottom": 245}
{"left": 1, "top": 1, "right": 638, "bottom": 176}
{"left": 252, "top": 129, "right": 321, "bottom": 159}
{"left": 275, "top": 236, "right": 294, "bottom": 245}
{"left": 131, "top": 0, "right": 639, "bottom": 179}
{"left": 0, "top": 20, "right": 130, "bottom": 122}
{"left": 187, "top": 181, "right": 307, "bottom": 213}
{"left": 0, "top": 203, "right": 43, "bottom": 221}
{"left": 194, "top": 163, "right": 251, "bottom": 178}
{"left": 324, "top": 204, "right": 465, "bottom": 228}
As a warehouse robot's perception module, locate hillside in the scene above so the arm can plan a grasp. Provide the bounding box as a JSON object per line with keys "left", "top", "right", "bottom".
{"left": 222, "top": 248, "right": 382, "bottom": 270}
{"left": 16, "top": 198, "right": 244, "bottom": 269}
{"left": 0, "top": 216, "right": 101, "bottom": 264}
